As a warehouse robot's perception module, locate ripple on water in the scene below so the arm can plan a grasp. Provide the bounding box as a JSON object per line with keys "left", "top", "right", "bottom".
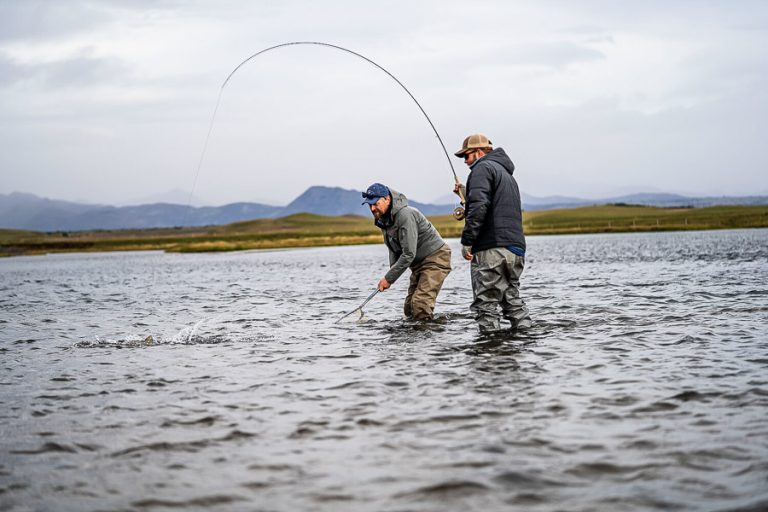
{"left": 1, "top": 230, "right": 767, "bottom": 511}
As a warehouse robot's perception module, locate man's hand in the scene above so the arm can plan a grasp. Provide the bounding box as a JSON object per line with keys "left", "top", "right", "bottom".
{"left": 378, "top": 278, "right": 391, "bottom": 291}
{"left": 461, "top": 245, "right": 473, "bottom": 261}
{"left": 453, "top": 183, "right": 467, "bottom": 202}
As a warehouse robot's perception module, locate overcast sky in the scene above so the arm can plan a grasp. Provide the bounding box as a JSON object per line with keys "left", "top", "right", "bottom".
{"left": 1, "top": 0, "right": 767, "bottom": 206}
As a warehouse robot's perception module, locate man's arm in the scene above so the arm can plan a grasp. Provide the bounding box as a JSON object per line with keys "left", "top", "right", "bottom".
{"left": 385, "top": 232, "right": 397, "bottom": 267}
{"left": 460, "top": 165, "right": 494, "bottom": 247}
{"left": 378, "top": 231, "right": 396, "bottom": 291}
{"left": 383, "top": 211, "right": 418, "bottom": 285}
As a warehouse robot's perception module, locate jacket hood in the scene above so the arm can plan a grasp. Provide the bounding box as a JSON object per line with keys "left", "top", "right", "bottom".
{"left": 375, "top": 188, "right": 408, "bottom": 228}
{"left": 474, "top": 147, "right": 515, "bottom": 175}
{"left": 389, "top": 188, "right": 408, "bottom": 215}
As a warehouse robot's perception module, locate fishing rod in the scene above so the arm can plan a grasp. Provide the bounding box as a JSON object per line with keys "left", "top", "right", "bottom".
{"left": 185, "top": 41, "right": 466, "bottom": 225}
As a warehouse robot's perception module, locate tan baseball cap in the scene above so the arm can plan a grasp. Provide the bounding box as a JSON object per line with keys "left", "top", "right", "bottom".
{"left": 454, "top": 133, "right": 492, "bottom": 157}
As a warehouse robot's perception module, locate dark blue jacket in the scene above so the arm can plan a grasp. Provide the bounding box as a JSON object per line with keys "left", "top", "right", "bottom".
{"left": 460, "top": 148, "right": 526, "bottom": 253}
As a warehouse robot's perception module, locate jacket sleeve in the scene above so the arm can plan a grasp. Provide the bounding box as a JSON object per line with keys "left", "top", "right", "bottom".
{"left": 384, "top": 211, "right": 418, "bottom": 284}
{"left": 383, "top": 232, "right": 398, "bottom": 267}
{"left": 460, "top": 164, "right": 494, "bottom": 247}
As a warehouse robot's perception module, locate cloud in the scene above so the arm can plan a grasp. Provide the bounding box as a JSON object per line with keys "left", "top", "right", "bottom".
{"left": 0, "top": 50, "right": 128, "bottom": 89}
{"left": 0, "top": 1, "right": 105, "bottom": 42}
{"left": 0, "top": 54, "right": 24, "bottom": 86}
{"left": 1, "top": 0, "right": 767, "bottom": 205}
{"left": 0, "top": 0, "right": 181, "bottom": 42}
{"left": 503, "top": 41, "right": 605, "bottom": 70}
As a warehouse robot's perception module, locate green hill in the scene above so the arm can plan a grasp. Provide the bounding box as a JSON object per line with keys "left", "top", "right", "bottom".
{"left": 1, "top": 205, "right": 766, "bottom": 257}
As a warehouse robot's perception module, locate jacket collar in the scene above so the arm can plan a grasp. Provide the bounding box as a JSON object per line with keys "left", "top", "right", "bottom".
{"left": 469, "top": 154, "right": 487, "bottom": 170}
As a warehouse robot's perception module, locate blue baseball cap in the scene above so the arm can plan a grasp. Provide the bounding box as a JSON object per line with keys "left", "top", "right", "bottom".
{"left": 361, "top": 183, "right": 390, "bottom": 205}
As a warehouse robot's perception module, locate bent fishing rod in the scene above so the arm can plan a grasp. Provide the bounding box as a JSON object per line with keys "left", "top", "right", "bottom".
{"left": 186, "top": 41, "right": 466, "bottom": 225}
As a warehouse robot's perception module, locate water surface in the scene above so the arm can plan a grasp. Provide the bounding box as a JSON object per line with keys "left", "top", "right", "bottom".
{"left": 1, "top": 229, "right": 767, "bottom": 511}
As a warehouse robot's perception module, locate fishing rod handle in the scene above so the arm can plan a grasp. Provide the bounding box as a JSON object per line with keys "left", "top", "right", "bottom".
{"left": 453, "top": 176, "right": 467, "bottom": 204}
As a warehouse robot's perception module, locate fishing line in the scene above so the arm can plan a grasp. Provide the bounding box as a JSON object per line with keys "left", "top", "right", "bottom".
{"left": 184, "top": 41, "right": 460, "bottom": 225}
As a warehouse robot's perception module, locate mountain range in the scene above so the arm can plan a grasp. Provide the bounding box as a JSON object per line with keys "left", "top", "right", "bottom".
{"left": 2, "top": 187, "right": 767, "bottom": 232}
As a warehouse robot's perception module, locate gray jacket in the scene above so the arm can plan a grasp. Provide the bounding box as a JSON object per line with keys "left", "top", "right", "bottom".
{"left": 375, "top": 189, "right": 445, "bottom": 284}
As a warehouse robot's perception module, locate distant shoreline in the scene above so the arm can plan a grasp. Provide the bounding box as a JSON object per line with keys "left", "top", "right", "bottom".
{"left": 1, "top": 205, "right": 766, "bottom": 257}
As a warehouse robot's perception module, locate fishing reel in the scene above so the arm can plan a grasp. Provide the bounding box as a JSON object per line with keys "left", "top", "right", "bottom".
{"left": 452, "top": 179, "right": 467, "bottom": 221}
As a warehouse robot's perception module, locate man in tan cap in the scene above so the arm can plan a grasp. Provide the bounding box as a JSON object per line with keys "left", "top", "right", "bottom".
{"left": 454, "top": 134, "right": 532, "bottom": 334}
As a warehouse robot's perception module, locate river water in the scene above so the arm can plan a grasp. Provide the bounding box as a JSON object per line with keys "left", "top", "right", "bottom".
{"left": 1, "top": 229, "right": 767, "bottom": 512}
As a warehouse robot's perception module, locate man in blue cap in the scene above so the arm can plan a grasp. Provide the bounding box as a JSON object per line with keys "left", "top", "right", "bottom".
{"left": 362, "top": 183, "right": 452, "bottom": 320}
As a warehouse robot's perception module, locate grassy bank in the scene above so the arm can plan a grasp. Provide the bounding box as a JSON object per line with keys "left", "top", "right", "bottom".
{"left": 522, "top": 204, "right": 768, "bottom": 234}
{"left": 1, "top": 205, "right": 766, "bottom": 257}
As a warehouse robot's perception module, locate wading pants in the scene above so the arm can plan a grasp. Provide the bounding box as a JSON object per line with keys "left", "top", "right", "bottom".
{"left": 404, "top": 244, "right": 452, "bottom": 320}
{"left": 470, "top": 247, "right": 531, "bottom": 333}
